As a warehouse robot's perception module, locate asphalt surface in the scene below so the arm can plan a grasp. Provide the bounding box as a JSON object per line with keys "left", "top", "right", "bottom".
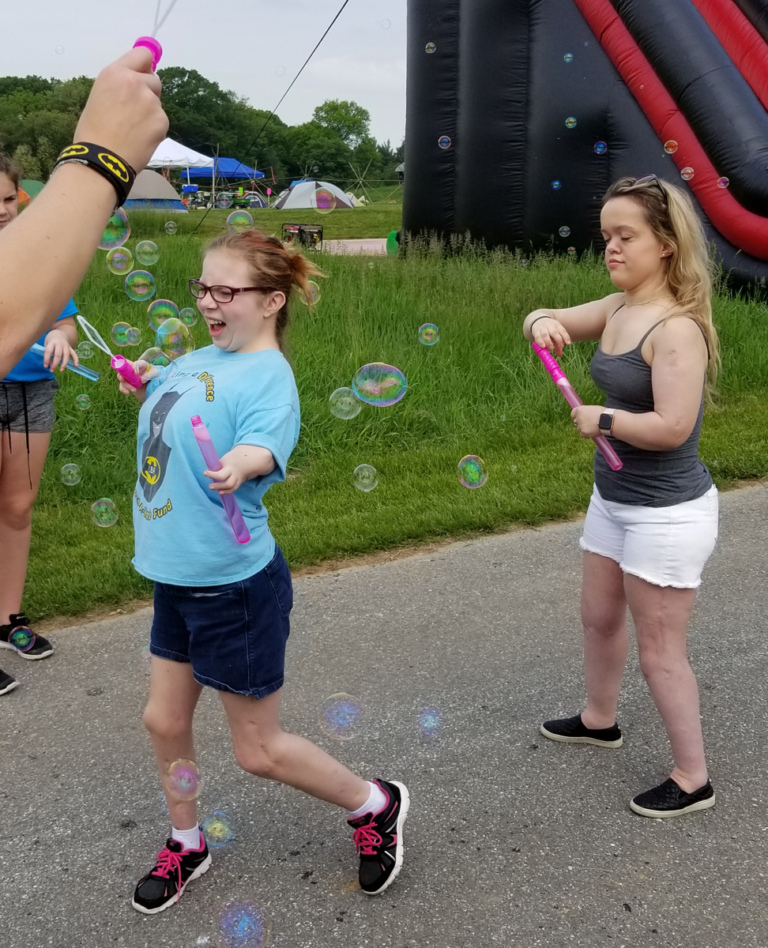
{"left": 1, "top": 483, "right": 766, "bottom": 948}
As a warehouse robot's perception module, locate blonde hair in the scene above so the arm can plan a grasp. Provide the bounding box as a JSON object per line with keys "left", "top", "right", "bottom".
{"left": 602, "top": 176, "right": 720, "bottom": 388}
{"left": 204, "top": 229, "right": 322, "bottom": 350}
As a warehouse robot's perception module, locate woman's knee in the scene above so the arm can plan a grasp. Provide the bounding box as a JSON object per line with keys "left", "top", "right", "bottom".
{"left": 0, "top": 500, "right": 33, "bottom": 532}
{"left": 142, "top": 703, "right": 191, "bottom": 743}
{"left": 233, "top": 731, "right": 283, "bottom": 779}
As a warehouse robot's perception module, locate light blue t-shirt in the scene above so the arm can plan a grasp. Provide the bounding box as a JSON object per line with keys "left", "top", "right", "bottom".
{"left": 2, "top": 299, "right": 78, "bottom": 383}
{"left": 132, "top": 346, "right": 300, "bottom": 586}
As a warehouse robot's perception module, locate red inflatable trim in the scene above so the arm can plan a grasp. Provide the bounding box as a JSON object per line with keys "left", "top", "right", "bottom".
{"left": 691, "top": 0, "right": 768, "bottom": 109}
{"left": 574, "top": 0, "right": 768, "bottom": 261}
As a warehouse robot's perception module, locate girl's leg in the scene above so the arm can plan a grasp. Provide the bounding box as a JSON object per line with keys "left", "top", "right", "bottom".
{"left": 624, "top": 574, "right": 708, "bottom": 792}
{"left": 219, "top": 689, "right": 370, "bottom": 811}
{"left": 0, "top": 431, "right": 51, "bottom": 622}
{"left": 143, "top": 656, "right": 204, "bottom": 829}
{"left": 580, "top": 551, "right": 630, "bottom": 729}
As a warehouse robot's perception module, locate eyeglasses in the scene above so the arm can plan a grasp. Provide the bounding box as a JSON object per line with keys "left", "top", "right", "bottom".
{"left": 188, "top": 279, "right": 271, "bottom": 304}
{"left": 632, "top": 174, "right": 667, "bottom": 203}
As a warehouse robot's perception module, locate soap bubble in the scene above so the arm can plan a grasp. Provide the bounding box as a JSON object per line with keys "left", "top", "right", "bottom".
{"left": 458, "top": 455, "right": 488, "bottom": 489}
{"left": 320, "top": 694, "right": 364, "bottom": 740}
{"left": 147, "top": 299, "right": 180, "bottom": 331}
{"left": 180, "top": 307, "right": 199, "bottom": 327}
{"left": 156, "top": 318, "right": 195, "bottom": 361}
{"left": 563, "top": 53, "right": 573, "bottom": 63}
{"left": 551, "top": 179, "right": 562, "bottom": 190}
{"left": 717, "top": 176, "right": 730, "bottom": 189}
{"left": 226, "top": 210, "right": 254, "bottom": 233}
{"left": 76, "top": 341, "right": 94, "bottom": 360}
{"left": 125, "top": 270, "right": 156, "bottom": 302}
{"left": 300, "top": 281, "right": 321, "bottom": 306}
{"left": 202, "top": 811, "right": 236, "bottom": 849}
{"left": 55, "top": 45, "right": 65, "bottom": 55}
{"left": 664, "top": 140, "right": 678, "bottom": 154}
{"left": 126, "top": 327, "right": 141, "bottom": 345}
{"left": 438, "top": 136, "right": 452, "bottom": 150}
{"left": 110, "top": 322, "right": 133, "bottom": 347}
{"left": 329, "top": 387, "right": 362, "bottom": 420}
{"left": 164, "top": 221, "right": 178, "bottom": 235}
{"left": 135, "top": 240, "right": 159, "bottom": 267}
{"left": 217, "top": 194, "right": 233, "bottom": 209}
{"left": 314, "top": 188, "right": 336, "bottom": 215}
{"left": 352, "top": 363, "right": 407, "bottom": 407}
{"left": 106, "top": 247, "right": 134, "bottom": 275}
{"left": 167, "top": 759, "right": 202, "bottom": 801}
{"left": 565, "top": 117, "right": 577, "bottom": 129}
{"left": 594, "top": 141, "right": 607, "bottom": 155}
{"left": 218, "top": 900, "right": 269, "bottom": 948}
{"left": 418, "top": 323, "right": 440, "bottom": 346}
{"left": 379, "top": 18, "right": 391, "bottom": 29}
{"left": 10, "top": 626, "right": 35, "bottom": 651}
{"left": 425, "top": 42, "right": 436, "bottom": 53}
{"left": 681, "top": 167, "right": 694, "bottom": 181}
{"left": 91, "top": 498, "right": 118, "bottom": 527}
{"left": 139, "top": 347, "right": 172, "bottom": 368}
{"left": 559, "top": 226, "right": 571, "bottom": 238}
{"left": 98, "top": 208, "right": 130, "bottom": 251}
{"left": 567, "top": 246, "right": 577, "bottom": 256}
{"left": 275, "top": 66, "right": 286, "bottom": 77}
{"left": 75, "top": 394, "right": 91, "bottom": 410}
{"left": 418, "top": 707, "right": 442, "bottom": 739}
{"left": 353, "top": 464, "right": 378, "bottom": 492}
{"left": 60, "top": 463, "right": 81, "bottom": 486}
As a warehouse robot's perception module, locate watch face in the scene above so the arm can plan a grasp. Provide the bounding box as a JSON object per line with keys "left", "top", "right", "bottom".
{"left": 599, "top": 412, "right": 613, "bottom": 432}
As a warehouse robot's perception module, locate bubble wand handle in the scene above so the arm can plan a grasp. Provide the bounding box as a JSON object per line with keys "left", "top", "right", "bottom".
{"left": 30, "top": 343, "right": 100, "bottom": 382}
{"left": 111, "top": 354, "right": 144, "bottom": 389}
{"left": 531, "top": 342, "right": 623, "bottom": 472}
{"left": 133, "top": 37, "right": 163, "bottom": 71}
{"left": 190, "top": 416, "right": 251, "bottom": 545}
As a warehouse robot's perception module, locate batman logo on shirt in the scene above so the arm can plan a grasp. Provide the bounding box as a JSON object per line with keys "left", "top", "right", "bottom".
{"left": 140, "top": 389, "right": 188, "bottom": 503}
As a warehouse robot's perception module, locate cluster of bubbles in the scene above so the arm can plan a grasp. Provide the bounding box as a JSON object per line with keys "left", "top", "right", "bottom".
{"left": 353, "top": 464, "right": 378, "bottom": 493}
{"left": 320, "top": 693, "right": 364, "bottom": 740}
{"left": 110, "top": 322, "right": 141, "bottom": 347}
{"left": 458, "top": 455, "right": 488, "bottom": 489}
{"left": 167, "top": 758, "right": 202, "bottom": 801}
{"left": 227, "top": 210, "right": 255, "bottom": 233}
{"left": 148, "top": 299, "right": 179, "bottom": 331}
{"left": 202, "top": 811, "right": 236, "bottom": 849}
{"left": 91, "top": 498, "right": 118, "bottom": 527}
{"left": 61, "top": 463, "right": 81, "bottom": 486}
{"left": 218, "top": 900, "right": 269, "bottom": 948}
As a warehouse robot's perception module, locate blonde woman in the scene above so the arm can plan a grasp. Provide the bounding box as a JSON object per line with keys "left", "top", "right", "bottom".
{"left": 523, "top": 175, "right": 719, "bottom": 818}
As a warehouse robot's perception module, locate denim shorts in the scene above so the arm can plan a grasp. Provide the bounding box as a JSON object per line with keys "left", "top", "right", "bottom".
{"left": 150, "top": 547, "right": 293, "bottom": 698}
{"left": 580, "top": 484, "right": 719, "bottom": 589}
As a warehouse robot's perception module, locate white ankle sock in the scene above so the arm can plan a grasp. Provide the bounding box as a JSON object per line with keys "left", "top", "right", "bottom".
{"left": 171, "top": 825, "right": 201, "bottom": 851}
{"left": 347, "top": 781, "right": 387, "bottom": 820}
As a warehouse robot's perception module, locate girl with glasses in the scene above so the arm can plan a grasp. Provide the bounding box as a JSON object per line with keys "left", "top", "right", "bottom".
{"left": 522, "top": 176, "right": 720, "bottom": 819}
{"left": 118, "top": 229, "right": 409, "bottom": 914}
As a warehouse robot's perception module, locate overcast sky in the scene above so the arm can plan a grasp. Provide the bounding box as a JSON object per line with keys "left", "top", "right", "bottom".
{"left": 3, "top": 0, "right": 407, "bottom": 151}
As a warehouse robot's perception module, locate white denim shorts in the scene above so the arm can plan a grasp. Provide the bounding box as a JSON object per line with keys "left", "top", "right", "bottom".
{"left": 579, "top": 484, "right": 719, "bottom": 589}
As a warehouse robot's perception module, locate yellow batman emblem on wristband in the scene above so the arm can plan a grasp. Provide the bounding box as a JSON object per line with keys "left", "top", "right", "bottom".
{"left": 98, "top": 152, "right": 130, "bottom": 183}
{"left": 59, "top": 144, "right": 89, "bottom": 159}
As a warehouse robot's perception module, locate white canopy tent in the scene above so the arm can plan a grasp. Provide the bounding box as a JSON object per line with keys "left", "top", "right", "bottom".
{"left": 147, "top": 138, "right": 214, "bottom": 184}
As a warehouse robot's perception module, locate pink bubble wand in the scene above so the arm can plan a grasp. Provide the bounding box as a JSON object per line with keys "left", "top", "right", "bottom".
{"left": 190, "top": 416, "right": 251, "bottom": 545}
{"left": 531, "top": 341, "right": 623, "bottom": 472}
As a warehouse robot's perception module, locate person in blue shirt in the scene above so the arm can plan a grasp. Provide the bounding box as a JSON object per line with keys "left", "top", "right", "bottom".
{"left": 119, "top": 230, "right": 410, "bottom": 915}
{"left": 0, "top": 155, "right": 80, "bottom": 696}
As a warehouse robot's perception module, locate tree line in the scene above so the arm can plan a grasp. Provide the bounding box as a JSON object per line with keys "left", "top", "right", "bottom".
{"left": 0, "top": 68, "right": 404, "bottom": 189}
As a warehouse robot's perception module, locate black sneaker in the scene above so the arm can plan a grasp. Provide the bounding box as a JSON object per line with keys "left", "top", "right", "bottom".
{"left": 131, "top": 834, "right": 211, "bottom": 914}
{"left": 630, "top": 778, "right": 715, "bottom": 819}
{"left": 348, "top": 779, "right": 410, "bottom": 896}
{"left": 0, "top": 668, "right": 18, "bottom": 696}
{"left": 540, "top": 713, "right": 623, "bottom": 748}
{"left": 0, "top": 614, "right": 53, "bottom": 660}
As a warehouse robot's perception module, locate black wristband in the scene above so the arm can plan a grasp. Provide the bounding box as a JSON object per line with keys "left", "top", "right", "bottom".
{"left": 53, "top": 143, "right": 137, "bottom": 207}
{"left": 529, "top": 314, "right": 551, "bottom": 331}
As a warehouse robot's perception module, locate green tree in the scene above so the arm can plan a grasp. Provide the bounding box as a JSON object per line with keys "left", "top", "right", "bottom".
{"left": 11, "top": 143, "right": 41, "bottom": 179}
{"left": 312, "top": 100, "right": 371, "bottom": 147}
{"left": 284, "top": 122, "right": 352, "bottom": 183}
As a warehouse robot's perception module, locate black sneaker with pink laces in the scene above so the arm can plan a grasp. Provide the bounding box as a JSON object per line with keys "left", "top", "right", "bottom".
{"left": 347, "top": 779, "right": 410, "bottom": 895}
{"left": 131, "top": 833, "right": 211, "bottom": 914}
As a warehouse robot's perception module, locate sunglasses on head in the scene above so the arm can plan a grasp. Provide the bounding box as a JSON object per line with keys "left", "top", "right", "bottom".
{"left": 631, "top": 174, "right": 667, "bottom": 202}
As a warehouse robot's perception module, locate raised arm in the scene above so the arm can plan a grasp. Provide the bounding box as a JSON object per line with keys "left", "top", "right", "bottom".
{"left": 522, "top": 292, "right": 624, "bottom": 355}
{"left": 0, "top": 48, "right": 167, "bottom": 378}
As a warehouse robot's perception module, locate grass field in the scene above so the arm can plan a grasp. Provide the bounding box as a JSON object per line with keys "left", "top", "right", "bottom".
{"left": 23, "top": 213, "right": 768, "bottom": 622}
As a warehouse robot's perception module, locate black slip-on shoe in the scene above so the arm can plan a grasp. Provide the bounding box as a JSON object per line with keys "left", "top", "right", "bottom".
{"left": 540, "top": 713, "right": 623, "bottom": 748}
{"left": 0, "top": 668, "right": 18, "bottom": 696}
{"left": 0, "top": 614, "right": 53, "bottom": 660}
{"left": 630, "top": 778, "right": 715, "bottom": 819}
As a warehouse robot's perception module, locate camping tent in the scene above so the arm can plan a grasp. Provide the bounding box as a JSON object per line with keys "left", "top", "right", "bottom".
{"left": 148, "top": 138, "right": 214, "bottom": 172}
{"left": 20, "top": 179, "right": 45, "bottom": 198}
{"left": 187, "top": 158, "right": 265, "bottom": 180}
{"left": 124, "top": 170, "right": 187, "bottom": 212}
{"left": 274, "top": 180, "right": 355, "bottom": 211}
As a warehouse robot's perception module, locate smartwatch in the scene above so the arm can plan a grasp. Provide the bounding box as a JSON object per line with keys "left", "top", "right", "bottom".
{"left": 598, "top": 408, "right": 616, "bottom": 435}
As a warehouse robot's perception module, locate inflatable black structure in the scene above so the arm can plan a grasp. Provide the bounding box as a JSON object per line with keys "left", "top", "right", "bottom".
{"left": 403, "top": 0, "right": 768, "bottom": 288}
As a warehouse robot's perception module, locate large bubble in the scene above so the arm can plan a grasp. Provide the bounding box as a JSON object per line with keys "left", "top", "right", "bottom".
{"left": 314, "top": 188, "right": 336, "bottom": 215}
{"left": 167, "top": 758, "right": 202, "bottom": 801}
{"left": 179, "top": 307, "right": 198, "bottom": 327}
{"left": 106, "top": 247, "right": 134, "bottom": 275}
{"left": 352, "top": 363, "right": 407, "bottom": 407}
{"left": 125, "top": 270, "right": 156, "bottom": 302}
{"left": 320, "top": 694, "right": 364, "bottom": 740}
{"left": 91, "top": 498, "right": 118, "bottom": 527}
{"left": 60, "top": 463, "right": 81, "bottom": 486}
{"left": 418, "top": 323, "right": 440, "bottom": 346}
{"left": 218, "top": 900, "right": 269, "bottom": 948}
{"left": 329, "top": 387, "right": 362, "bottom": 420}
{"left": 353, "top": 464, "right": 378, "bottom": 492}
{"left": 135, "top": 240, "right": 160, "bottom": 267}
{"left": 155, "top": 318, "right": 195, "bottom": 361}
{"left": 164, "top": 221, "right": 178, "bottom": 235}
{"left": 147, "top": 299, "right": 179, "bottom": 331}
{"left": 139, "top": 347, "right": 172, "bottom": 368}
{"left": 458, "top": 455, "right": 488, "bottom": 489}
{"left": 202, "top": 811, "right": 236, "bottom": 850}
{"left": 226, "top": 210, "right": 254, "bottom": 233}
{"left": 98, "top": 208, "right": 130, "bottom": 251}
{"left": 110, "top": 322, "right": 133, "bottom": 347}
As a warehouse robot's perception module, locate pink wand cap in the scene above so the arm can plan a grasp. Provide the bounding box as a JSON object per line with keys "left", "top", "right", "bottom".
{"left": 134, "top": 36, "right": 163, "bottom": 72}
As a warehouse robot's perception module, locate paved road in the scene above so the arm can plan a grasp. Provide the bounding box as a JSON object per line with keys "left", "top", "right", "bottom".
{"left": 1, "top": 484, "right": 766, "bottom": 948}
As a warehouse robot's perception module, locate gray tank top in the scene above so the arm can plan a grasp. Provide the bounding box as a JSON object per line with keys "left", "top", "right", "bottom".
{"left": 590, "top": 312, "right": 712, "bottom": 507}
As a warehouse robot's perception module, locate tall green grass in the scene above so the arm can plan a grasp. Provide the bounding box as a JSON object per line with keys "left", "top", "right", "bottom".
{"left": 25, "top": 225, "right": 768, "bottom": 621}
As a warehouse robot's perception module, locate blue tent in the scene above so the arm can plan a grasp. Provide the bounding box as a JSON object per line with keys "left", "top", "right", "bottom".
{"left": 187, "top": 158, "right": 264, "bottom": 179}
